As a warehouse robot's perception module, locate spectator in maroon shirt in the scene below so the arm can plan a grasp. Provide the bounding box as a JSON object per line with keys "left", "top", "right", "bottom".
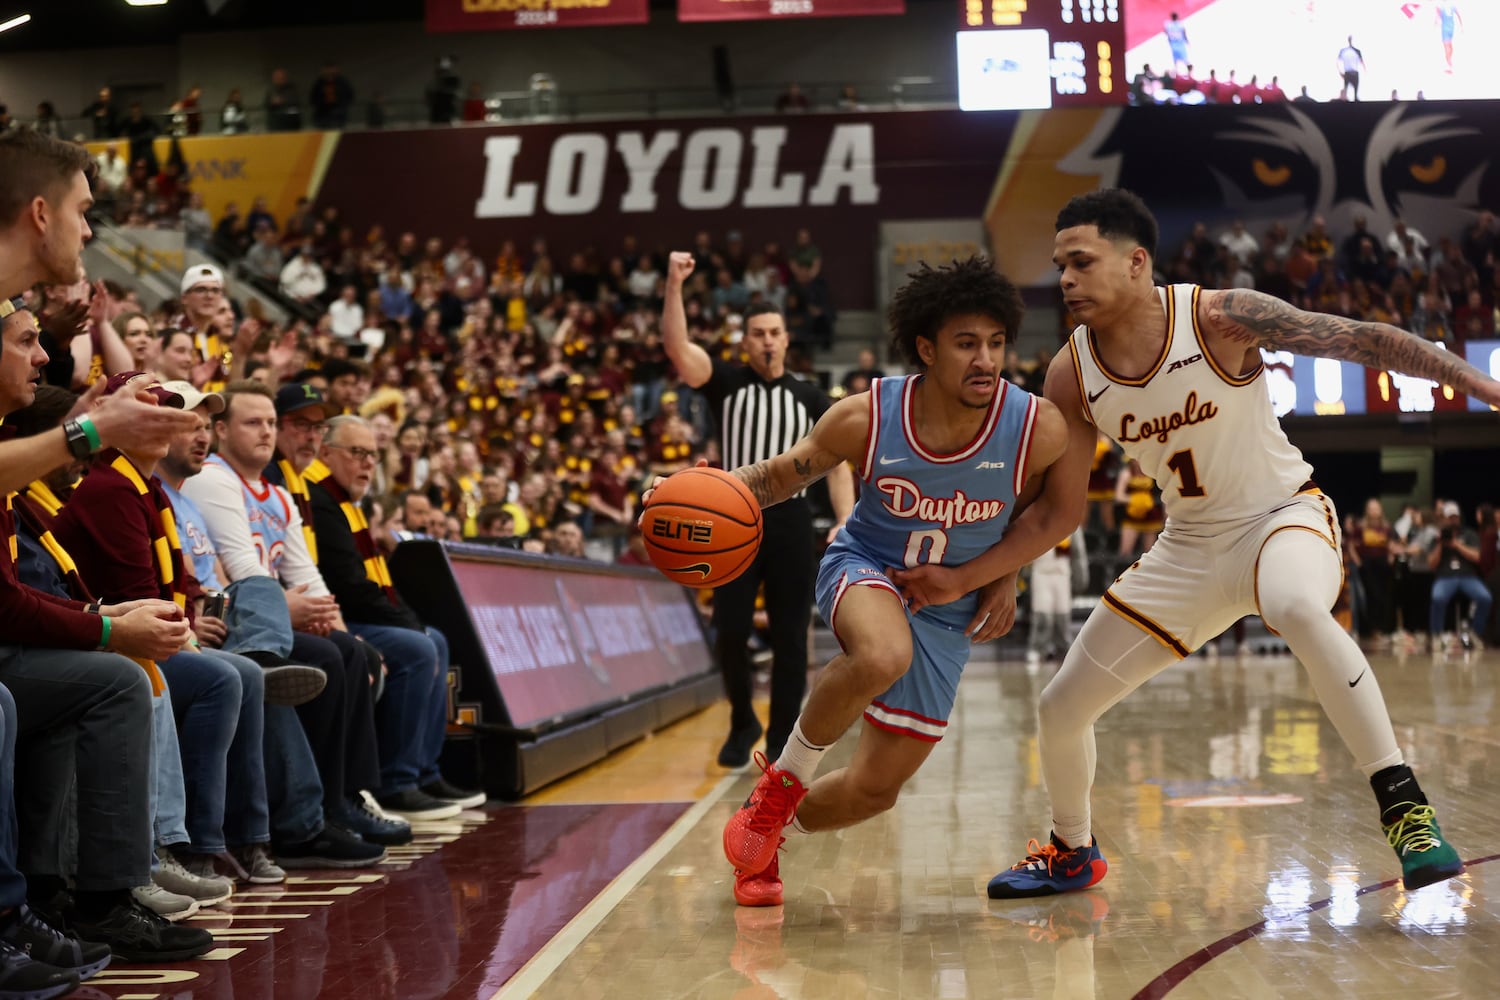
{"left": 0, "top": 306, "right": 208, "bottom": 961}
{"left": 1210, "top": 70, "right": 1239, "bottom": 103}
{"left": 1453, "top": 289, "right": 1495, "bottom": 339}
{"left": 55, "top": 372, "right": 325, "bottom": 885}
{"left": 1172, "top": 65, "right": 1197, "bottom": 97}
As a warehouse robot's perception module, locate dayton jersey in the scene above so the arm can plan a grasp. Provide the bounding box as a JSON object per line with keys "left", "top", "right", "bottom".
{"left": 204, "top": 454, "right": 295, "bottom": 575}
{"left": 834, "top": 373, "right": 1038, "bottom": 612}
{"left": 1069, "top": 284, "right": 1312, "bottom": 532}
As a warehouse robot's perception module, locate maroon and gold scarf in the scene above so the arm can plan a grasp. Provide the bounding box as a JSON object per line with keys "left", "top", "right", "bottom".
{"left": 304, "top": 465, "right": 398, "bottom": 606}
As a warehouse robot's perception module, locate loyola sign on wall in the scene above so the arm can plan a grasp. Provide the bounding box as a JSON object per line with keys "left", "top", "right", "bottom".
{"left": 473, "top": 124, "right": 880, "bottom": 217}
{"left": 317, "top": 111, "right": 1017, "bottom": 308}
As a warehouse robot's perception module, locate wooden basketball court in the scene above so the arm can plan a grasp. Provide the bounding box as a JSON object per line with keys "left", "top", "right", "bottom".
{"left": 82, "top": 638, "right": 1498, "bottom": 998}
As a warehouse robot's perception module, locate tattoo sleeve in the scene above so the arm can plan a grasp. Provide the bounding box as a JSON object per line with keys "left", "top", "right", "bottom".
{"left": 1212, "top": 289, "right": 1496, "bottom": 397}
{"left": 733, "top": 442, "right": 842, "bottom": 509}
{"left": 735, "top": 461, "right": 777, "bottom": 508}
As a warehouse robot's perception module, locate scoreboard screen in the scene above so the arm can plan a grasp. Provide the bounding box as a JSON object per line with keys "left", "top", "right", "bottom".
{"left": 957, "top": 0, "right": 1126, "bottom": 110}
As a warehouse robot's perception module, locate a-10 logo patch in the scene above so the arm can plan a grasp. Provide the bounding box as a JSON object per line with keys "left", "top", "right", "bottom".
{"left": 652, "top": 518, "right": 713, "bottom": 544}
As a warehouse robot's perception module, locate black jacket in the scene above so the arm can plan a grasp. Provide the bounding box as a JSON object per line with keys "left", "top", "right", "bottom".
{"left": 308, "top": 480, "right": 422, "bottom": 630}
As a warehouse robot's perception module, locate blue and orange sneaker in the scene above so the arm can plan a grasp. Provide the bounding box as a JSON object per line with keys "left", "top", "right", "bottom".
{"left": 987, "top": 833, "right": 1107, "bottom": 899}
{"left": 723, "top": 753, "right": 807, "bottom": 875}
{"left": 733, "top": 841, "right": 785, "bottom": 907}
{"left": 1383, "top": 803, "right": 1463, "bottom": 890}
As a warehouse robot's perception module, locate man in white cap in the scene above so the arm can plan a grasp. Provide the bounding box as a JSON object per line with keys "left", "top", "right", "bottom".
{"left": 174, "top": 264, "right": 231, "bottom": 390}
{"left": 173, "top": 265, "right": 264, "bottom": 391}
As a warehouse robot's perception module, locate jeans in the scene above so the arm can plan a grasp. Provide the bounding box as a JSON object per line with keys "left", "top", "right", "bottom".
{"left": 0, "top": 684, "right": 26, "bottom": 908}
{"left": 217, "top": 575, "right": 322, "bottom": 844}
{"left": 350, "top": 625, "right": 449, "bottom": 793}
{"left": 0, "top": 646, "right": 153, "bottom": 891}
{"left": 1430, "top": 576, "right": 1495, "bottom": 637}
{"left": 222, "top": 576, "right": 295, "bottom": 660}
{"left": 264, "top": 705, "right": 323, "bottom": 845}
{"left": 159, "top": 649, "right": 270, "bottom": 852}
{"left": 149, "top": 681, "right": 190, "bottom": 850}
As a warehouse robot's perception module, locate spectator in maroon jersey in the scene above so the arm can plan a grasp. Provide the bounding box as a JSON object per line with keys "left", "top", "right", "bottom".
{"left": 1453, "top": 289, "right": 1494, "bottom": 340}
{"left": 461, "top": 84, "right": 487, "bottom": 122}
{"left": 1172, "top": 65, "right": 1197, "bottom": 98}
{"left": 1211, "top": 71, "right": 1239, "bottom": 103}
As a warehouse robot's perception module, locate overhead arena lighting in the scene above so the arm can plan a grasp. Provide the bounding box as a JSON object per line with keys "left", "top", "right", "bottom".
{"left": 0, "top": 13, "right": 31, "bottom": 32}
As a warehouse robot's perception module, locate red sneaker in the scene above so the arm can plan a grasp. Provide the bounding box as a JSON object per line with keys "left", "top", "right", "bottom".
{"left": 723, "top": 753, "right": 808, "bottom": 874}
{"left": 733, "top": 842, "right": 784, "bottom": 907}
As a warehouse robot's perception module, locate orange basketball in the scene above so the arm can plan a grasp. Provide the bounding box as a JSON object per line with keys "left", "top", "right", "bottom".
{"left": 641, "top": 467, "right": 763, "bottom": 588}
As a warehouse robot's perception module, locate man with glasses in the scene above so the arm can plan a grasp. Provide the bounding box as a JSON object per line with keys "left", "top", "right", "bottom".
{"left": 306, "top": 416, "right": 483, "bottom": 819}
{"left": 174, "top": 266, "right": 230, "bottom": 389}
{"left": 266, "top": 383, "right": 336, "bottom": 569}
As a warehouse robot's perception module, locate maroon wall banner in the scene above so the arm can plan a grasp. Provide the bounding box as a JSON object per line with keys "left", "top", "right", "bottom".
{"left": 317, "top": 111, "right": 1017, "bottom": 308}
{"left": 676, "top": 0, "right": 903, "bottom": 22}
{"left": 425, "top": 0, "right": 649, "bottom": 32}
{"left": 313, "top": 100, "right": 1500, "bottom": 307}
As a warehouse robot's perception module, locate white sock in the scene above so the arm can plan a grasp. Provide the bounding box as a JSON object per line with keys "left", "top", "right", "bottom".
{"left": 774, "top": 720, "right": 830, "bottom": 785}
{"left": 1052, "top": 822, "right": 1093, "bottom": 851}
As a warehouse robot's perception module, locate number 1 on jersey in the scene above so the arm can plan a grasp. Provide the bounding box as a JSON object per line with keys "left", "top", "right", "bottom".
{"left": 1166, "top": 448, "right": 1206, "bottom": 498}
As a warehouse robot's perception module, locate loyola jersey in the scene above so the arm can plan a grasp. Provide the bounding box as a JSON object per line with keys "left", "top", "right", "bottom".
{"left": 1069, "top": 284, "right": 1312, "bottom": 531}
{"left": 835, "top": 374, "right": 1038, "bottom": 608}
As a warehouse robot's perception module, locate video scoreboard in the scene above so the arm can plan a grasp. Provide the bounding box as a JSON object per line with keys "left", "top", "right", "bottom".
{"left": 956, "top": 0, "right": 1126, "bottom": 110}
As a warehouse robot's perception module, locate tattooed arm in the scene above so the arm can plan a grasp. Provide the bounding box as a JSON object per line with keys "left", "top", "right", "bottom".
{"left": 1201, "top": 288, "right": 1500, "bottom": 407}
{"left": 733, "top": 394, "right": 870, "bottom": 509}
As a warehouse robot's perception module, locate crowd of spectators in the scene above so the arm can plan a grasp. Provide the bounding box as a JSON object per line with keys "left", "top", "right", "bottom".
{"left": 1347, "top": 498, "right": 1498, "bottom": 654}
{"left": 38, "top": 203, "right": 843, "bottom": 564}
{"left": 1159, "top": 210, "right": 1500, "bottom": 348}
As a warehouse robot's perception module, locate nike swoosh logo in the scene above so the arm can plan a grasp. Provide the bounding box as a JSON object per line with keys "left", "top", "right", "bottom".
{"left": 1087, "top": 386, "right": 1109, "bottom": 403}
{"left": 878, "top": 456, "right": 907, "bottom": 466}
{"left": 1348, "top": 669, "right": 1367, "bottom": 688}
{"left": 672, "top": 563, "right": 713, "bottom": 579}
{"left": 1063, "top": 863, "right": 1087, "bottom": 877}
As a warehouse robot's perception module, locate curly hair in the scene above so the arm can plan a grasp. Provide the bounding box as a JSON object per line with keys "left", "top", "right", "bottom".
{"left": 887, "top": 256, "right": 1023, "bottom": 371}
{"left": 1054, "top": 188, "right": 1159, "bottom": 260}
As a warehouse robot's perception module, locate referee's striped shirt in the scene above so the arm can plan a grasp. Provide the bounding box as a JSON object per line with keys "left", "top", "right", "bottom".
{"left": 699, "top": 358, "right": 832, "bottom": 498}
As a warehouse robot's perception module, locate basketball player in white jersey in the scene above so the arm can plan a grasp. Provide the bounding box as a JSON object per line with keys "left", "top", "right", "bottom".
{"left": 890, "top": 189, "right": 1500, "bottom": 898}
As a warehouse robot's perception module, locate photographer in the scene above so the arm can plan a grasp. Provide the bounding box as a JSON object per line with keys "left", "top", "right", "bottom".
{"left": 1428, "top": 501, "right": 1493, "bottom": 651}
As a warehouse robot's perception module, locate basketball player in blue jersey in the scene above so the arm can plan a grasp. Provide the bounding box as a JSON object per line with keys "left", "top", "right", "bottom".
{"left": 1435, "top": 1, "right": 1463, "bottom": 73}
{"left": 892, "top": 189, "right": 1500, "bottom": 899}
{"left": 1163, "top": 12, "right": 1190, "bottom": 75}
{"left": 647, "top": 257, "right": 1070, "bottom": 907}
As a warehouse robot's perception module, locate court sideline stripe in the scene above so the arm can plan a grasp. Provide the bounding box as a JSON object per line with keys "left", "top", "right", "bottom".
{"left": 1131, "top": 853, "right": 1500, "bottom": 999}
{"left": 492, "top": 771, "right": 744, "bottom": 999}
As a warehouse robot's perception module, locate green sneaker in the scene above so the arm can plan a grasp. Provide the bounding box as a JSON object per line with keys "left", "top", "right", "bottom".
{"left": 1383, "top": 804, "right": 1464, "bottom": 890}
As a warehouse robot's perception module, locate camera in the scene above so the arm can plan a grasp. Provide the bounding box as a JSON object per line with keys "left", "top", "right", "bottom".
{"left": 202, "top": 591, "right": 227, "bottom": 619}
{"left": 1440, "top": 526, "right": 1455, "bottom": 543}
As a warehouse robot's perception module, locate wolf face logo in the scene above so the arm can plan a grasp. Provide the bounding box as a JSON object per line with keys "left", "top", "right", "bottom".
{"left": 1053, "top": 101, "right": 1495, "bottom": 262}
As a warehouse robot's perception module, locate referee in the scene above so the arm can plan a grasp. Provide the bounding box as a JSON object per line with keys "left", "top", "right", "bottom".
{"left": 663, "top": 250, "right": 853, "bottom": 767}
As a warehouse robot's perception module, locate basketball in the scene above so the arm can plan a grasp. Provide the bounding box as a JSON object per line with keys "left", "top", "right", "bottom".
{"left": 641, "top": 467, "right": 763, "bottom": 588}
